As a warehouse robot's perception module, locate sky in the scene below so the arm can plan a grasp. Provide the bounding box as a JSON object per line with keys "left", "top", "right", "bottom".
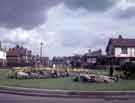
{"left": 0, "top": 0, "right": 135, "bottom": 57}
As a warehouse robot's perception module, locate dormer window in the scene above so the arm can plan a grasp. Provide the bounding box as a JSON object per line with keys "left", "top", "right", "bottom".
{"left": 121, "top": 48, "right": 127, "bottom": 54}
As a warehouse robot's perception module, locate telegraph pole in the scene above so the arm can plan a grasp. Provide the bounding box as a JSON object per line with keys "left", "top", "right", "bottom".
{"left": 40, "top": 42, "right": 43, "bottom": 57}
{"left": 39, "top": 42, "right": 43, "bottom": 67}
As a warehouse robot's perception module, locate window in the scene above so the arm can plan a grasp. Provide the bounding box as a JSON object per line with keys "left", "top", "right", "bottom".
{"left": 121, "top": 48, "right": 127, "bottom": 54}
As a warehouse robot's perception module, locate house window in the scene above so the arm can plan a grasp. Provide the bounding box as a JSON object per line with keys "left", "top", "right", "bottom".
{"left": 121, "top": 48, "right": 127, "bottom": 54}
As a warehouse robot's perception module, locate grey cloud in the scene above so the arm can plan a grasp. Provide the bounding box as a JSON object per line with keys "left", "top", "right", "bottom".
{"left": 116, "top": 7, "right": 135, "bottom": 19}
{"left": 61, "top": 31, "right": 106, "bottom": 49}
{"left": 61, "top": 32, "right": 81, "bottom": 47}
{"left": 64, "top": 0, "right": 116, "bottom": 12}
{"left": 0, "top": 0, "right": 61, "bottom": 29}
{"left": 2, "top": 35, "right": 29, "bottom": 46}
{"left": 0, "top": 0, "right": 117, "bottom": 29}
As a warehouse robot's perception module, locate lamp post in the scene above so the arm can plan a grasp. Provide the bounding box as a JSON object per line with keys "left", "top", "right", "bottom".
{"left": 40, "top": 42, "right": 43, "bottom": 57}
{"left": 40, "top": 42, "right": 43, "bottom": 67}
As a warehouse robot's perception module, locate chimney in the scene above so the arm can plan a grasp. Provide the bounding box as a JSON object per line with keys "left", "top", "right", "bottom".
{"left": 16, "top": 45, "right": 20, "bottom": 48}
{"left": 118, "top": 35, "right": 123, "bottom": 39}
{"left": 9, "top": 48, "right": 11, "bottom": 51}
{"left": 88, "top": 49, "right": 91, "bottom": 53}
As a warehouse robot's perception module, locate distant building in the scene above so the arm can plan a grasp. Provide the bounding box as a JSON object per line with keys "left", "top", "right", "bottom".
{"left": 50, "top": 49, "right": 105, "bottom": 69}
{"left": 52, "top": 57, "right": 66, "bottom": 68}
{"left": 0, "top": 41, "right": 6, "bottom": 66}
{"left": 40, "top": 56, "right": 49, "bottom": 67}
{"left": 80, "top": 49, "right": 106, "bottom": 69}
{"left": 70, "top": 55, "right": 82, "bottom": 68}
{"left": 31, "top": 55, "right": 49, "bottom": 67}
{"left": 84, "top": 49, "right": 102, "bottom": 64}
{"left": 6, "top": 45, "right": 32, "bottom": 66}
{"left": 0, "top": 51, "right": 6, "bottom": 66}
{"left": 106, "top": 35, "right": 135, "bottom": 63}
{"left": 51, "top": 56, "right": 72, "bottom": 68}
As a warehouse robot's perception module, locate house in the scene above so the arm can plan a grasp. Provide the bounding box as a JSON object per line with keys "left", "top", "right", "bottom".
{"left": 0, "top": 50, "right": 6, "bottom": 66}
{"left": 84, "top": 49, "right": 102, "bottom": 64}
{"left": 6, "top": 45, "right": 32, "bottom": 66}
{"left": 0, "top": 41, "right": 6, "bottom": 66}
{"left": 51, "top": 56, "right": 72, "bottom": 68}
{"left": 31, "top": 54, "right": 49, "bottom": 68}
{"left": 81, "top": 49, "right": 106, "bottom": 68}
{"left": 52, "top": 56, "right": 67, "bottom": 68}
{"left": 106, "top": 35, "right": 135, "bottom": 63}
{"left": 40, "top": 56, "right": 49, "bottom": 67}
{"left": 31, "top": 55, "right": 41, "bottom": 67}
{"left": 71, "top": 55, "right": 82, "bottom": 68}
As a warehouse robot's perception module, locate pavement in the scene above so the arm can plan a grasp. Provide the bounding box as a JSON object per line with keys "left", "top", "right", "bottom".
{"left": 0, "top": 86, "right": 135, "bottom": 100}
{"left": 0, "top": 93, "right": 135, "bottom": 103}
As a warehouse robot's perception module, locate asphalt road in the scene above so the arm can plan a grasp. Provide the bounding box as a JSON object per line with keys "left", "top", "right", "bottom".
{"left": 0, "top": 93, "right": 135, "bottom": 103}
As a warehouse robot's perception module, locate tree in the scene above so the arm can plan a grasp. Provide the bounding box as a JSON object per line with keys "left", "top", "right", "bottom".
{"left": 120, "top": 61, "right": 135, "bottom": 79}
{"left": 109, "top": 66, "right": 114, "bottom": 77}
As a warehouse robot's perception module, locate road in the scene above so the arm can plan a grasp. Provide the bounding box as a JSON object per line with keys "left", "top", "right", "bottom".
{"left": 0, "top": 93, "right": 135, "bottom": 103}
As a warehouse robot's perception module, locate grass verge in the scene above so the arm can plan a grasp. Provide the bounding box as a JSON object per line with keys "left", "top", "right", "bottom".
{"left": 0, "top": 68, "right": 135, "bottom": 91}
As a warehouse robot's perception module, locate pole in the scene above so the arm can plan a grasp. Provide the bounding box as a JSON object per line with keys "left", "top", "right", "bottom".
{"left": 40, "top": 42, "right": 43, "bottom": 66}
{"left": 40, "top": 42, "right": 43, "bottom": 57}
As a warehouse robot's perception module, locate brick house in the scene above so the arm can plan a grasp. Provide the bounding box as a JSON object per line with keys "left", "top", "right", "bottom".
{"left": 6, "top": 45, "right": 32, "bottom": 66}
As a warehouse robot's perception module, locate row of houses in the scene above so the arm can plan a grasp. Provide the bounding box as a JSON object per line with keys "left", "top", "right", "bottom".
{"left": 51, "top": 49, "right": 105, "bottom": 69}
{"left": 0, "top": 43, "right": 49, "bottom": 67}
{"left": 1, "top": 35, "right": 135, "bottom": 68}
{"left": 52, "top": 35, "right": 135, "bottom": 69}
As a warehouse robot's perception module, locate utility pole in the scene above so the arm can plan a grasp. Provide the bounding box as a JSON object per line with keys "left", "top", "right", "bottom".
{"left": 40, "top": 42, "right": 43, "bottom": 58}
{"left": 39, "top": 42, "right": 43, "bottom": 67}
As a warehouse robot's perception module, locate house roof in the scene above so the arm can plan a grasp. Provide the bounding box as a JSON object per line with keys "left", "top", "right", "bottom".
{"left": 6, "top": 46, "right": 32, "bottom": 57}
{"left": 85, "top": 49, "right": 102, "bottom": 57}
{"left": 106, "top": 38, "right": 135, "bottom": 52}
{"left": 7, "top": 48, "right": 26, "bottom": 57}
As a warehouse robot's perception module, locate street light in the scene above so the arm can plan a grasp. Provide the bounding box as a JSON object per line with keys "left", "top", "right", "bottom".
{"left": 40, "top": 42, "right": 43, "bottom": 58}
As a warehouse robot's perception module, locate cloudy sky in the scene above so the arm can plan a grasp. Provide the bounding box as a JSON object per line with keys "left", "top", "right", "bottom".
{"left": 0, "top": 0, "right": 135, "bottom": 57}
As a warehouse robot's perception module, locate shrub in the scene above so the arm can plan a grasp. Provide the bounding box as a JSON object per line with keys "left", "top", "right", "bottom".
{"left": 8, "top": 70, "right": 17, "bottom": 79}
{"left": 120, "top": 61, "right": 135, "bottom": 79}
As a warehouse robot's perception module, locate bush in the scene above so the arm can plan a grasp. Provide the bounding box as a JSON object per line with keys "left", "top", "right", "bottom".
{"left": 8, "top": 70, "right": 17, "bottom": 79}
{"left": 73, "top": 76, "right": 79, "bottom": 82}
{"left": 120, "top": 61, "right": 135, "bottom": 79}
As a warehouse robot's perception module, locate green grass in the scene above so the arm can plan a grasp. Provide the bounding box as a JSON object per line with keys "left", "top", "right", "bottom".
{"left": 0, "top": 69, "right": 135, "bottom": 91}
{"left": 0, "top": 69, "right": 10, "bottom": 79}
{"left": 94, "top": 69, "right": 109, "bottom": 76}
